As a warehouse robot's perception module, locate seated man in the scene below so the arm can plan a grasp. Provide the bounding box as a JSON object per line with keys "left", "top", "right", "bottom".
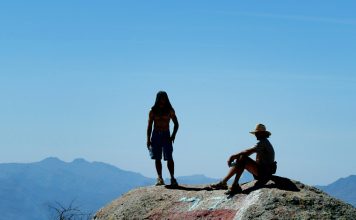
{"left": 211, "top": 124, "right": 276, "bottom": 195}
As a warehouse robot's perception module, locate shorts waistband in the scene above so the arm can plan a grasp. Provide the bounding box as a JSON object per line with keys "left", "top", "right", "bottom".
{"left": 153, "top": 130, "right": 170, "bottom": 134}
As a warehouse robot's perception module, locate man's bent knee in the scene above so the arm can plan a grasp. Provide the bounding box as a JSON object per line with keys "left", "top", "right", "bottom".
{"left": 237, "top": 155, "right": 248, "bottom": 167}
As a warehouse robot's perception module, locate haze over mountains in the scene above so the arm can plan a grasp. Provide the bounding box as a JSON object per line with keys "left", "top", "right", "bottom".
{"left": 0, "top": 157, "right": 153, "bottom": 220}
{"left": 316, "top": 175, "right": 356, "bottom": 207}
{"left": 0, "top": 157, "right": 354, "bottom": 220}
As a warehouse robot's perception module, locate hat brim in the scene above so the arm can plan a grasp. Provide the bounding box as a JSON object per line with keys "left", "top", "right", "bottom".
{"left": 250, "top": 131, "right": 271, "bottom": 135}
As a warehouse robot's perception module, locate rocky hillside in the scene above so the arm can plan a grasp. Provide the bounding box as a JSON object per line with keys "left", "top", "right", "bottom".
{"left": 94, "top": 176, "right": 356, "bottom": 220}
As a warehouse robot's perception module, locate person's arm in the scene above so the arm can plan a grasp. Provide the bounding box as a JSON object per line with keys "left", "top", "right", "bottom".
{"left": 147, "top": 110, "right": 154, "bottom": 148}
{"left": 170, "top": 110, "right": 179, "bottom": 143}
{"left": 227, "top": 147, "right": 257, "bottom": 166}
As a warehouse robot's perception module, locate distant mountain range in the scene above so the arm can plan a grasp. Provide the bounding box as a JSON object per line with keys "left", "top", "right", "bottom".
{"left": 0, "top": 157, "right": 154, "bottom": 220}
{"left": 0, "top": 157, "right": 353, "bottom": 220}
{"left": 316, "top": 175, "right": 356, "bottom": 207}
{"left": 0, "top": 157, "right": 250, "bottom": 220}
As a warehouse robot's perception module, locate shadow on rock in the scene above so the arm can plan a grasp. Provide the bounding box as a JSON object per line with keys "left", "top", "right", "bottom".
{"left": 165, "top": 185, "right": 213, "bottom": 191}
{"left": 164, "top": 176, "right": 299, "bottom": 195}
{"left": 242, "top": 175, "right": 300, "bottom": 195}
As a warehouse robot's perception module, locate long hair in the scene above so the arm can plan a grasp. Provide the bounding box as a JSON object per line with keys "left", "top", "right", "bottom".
{"left": 151, "top": 91, "right": 174, "bottom": 115}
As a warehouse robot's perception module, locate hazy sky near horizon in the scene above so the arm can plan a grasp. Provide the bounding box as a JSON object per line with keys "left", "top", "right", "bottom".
{"left": 0, "top": 1, "right": 355, "bottom": 185}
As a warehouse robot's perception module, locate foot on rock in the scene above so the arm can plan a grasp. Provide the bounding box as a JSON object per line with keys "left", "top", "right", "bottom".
{"left": 170, "top": 178, "right": 179, "bottom": 188}
{"left": 155, "top": 177, "right": 165, "bottom": 186}
{"left": 210, "top": 181, "right": 228, "bottom": 190}
{"left": 225, "top": 184, "right": 242, "bottom": 195}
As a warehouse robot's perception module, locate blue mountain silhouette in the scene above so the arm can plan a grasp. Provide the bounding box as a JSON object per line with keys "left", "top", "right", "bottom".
{"left": 0, "top": 157, "right": 153, "bottom": 220}
{"left": 317, "top": 175, "right": 356, "bottom": 207}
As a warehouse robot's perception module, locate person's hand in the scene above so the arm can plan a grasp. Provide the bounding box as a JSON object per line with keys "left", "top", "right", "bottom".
{"left": 227, "top": 156, "right": 233, "bottom": 167}
{"left": 227, "top": 154, "right": 238, "bottom": 167}
{"left": 170, "top": 135, "right": 176, "bottom": 143}
{"left": 147, "top": 140, "right": 151, "bottom": 148}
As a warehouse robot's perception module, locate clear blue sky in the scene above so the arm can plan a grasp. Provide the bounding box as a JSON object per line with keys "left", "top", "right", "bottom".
{"left": 0, "top": 1, "right": 355, "bottom": 185}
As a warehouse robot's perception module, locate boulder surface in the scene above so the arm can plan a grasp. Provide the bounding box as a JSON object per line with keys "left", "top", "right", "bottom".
{"left": 94, "top": 176, "right": 356, "bottom": 219}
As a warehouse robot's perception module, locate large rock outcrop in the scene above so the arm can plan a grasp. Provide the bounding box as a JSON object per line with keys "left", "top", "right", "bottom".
{"left": 93, "top": 176, "right": 356, "bottom": 219}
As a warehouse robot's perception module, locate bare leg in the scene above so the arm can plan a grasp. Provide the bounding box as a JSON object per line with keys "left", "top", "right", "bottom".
{"left": 167, "top": 159, "right": 175, "bottom": 179}
{"left": 232, "top": 157, "right": 259, "bottom": 185}
{"left": 222, "top": 166, "right": 239, "bottom": 183}
{"left": 221, "top": 155, "right": 259, "bottom": 184}
{"left": 231, "top": 165, "right": 245, "bottom": 185}
{"left": 245, "top": 160, "right": 259, "bottom": 176}
{"left": 155, "top": 159, "right": 162, "bottom": 178}
{"left": 221, "top": 155, "right": 247, "bottom": 183}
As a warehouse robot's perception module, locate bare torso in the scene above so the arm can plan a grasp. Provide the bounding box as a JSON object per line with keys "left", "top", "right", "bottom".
{"left": 147, "top": 109, "right": 179, "bottom": 146}
{"left": 150, "top": 110, "right": 174, "bottom": 131}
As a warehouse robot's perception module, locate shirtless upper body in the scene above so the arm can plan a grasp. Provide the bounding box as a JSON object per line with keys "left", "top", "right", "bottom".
{"left": 147, "top": 109, "right": 179, "bottom": 147}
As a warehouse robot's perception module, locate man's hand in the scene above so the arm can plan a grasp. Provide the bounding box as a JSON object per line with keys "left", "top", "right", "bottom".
{"left": 170, "top": 135, "right": 176, "bottom": 143}
{"left": 227, "top": 155, "right": 234, "bottom": 167}
{"left": 227, "top": 154, "right": 239, "bottom": 167}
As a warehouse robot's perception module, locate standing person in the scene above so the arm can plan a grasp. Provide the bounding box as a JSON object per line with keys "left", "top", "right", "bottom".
{"left": 210, "top": 124, "right": 276, "bottom": 195}
{"left": 147, "top": 91, "right": 179, "bottom": 187}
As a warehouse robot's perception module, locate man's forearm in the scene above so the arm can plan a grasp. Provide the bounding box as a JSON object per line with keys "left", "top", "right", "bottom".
{"left": 232, "top": 153, "right": 241, "bottom": 160}
{"left": 171, "top": 124, "right": 179, "bottom": 137}
{"left": 147, "top": 127, "right": 152, "bottom": 141}
{"left": 236, "top": 148, "right": 254, "bottom": 158}
{"left": 232, "top": 150, "right": 247, "bottom": 160}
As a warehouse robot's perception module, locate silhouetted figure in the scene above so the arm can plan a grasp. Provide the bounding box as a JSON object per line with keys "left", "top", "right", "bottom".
{"left": 210, "top": 124, "right": 277, "bottom": 195}
{"left": 147, "top": 91, "right": 179, "bottom": 187}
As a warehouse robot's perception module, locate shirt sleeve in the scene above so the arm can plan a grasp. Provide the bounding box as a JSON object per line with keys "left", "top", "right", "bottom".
{"left": 251, "top": 141, "right": 263, "bottom": 153}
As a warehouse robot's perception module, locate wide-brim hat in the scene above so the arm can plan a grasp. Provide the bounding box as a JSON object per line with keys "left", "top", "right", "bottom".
{"left": 249, "top": 124, "right": 271, "bottom": 135}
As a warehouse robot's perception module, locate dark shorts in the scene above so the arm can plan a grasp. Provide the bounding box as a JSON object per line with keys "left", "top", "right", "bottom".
{"left": 254, "top": 163, "right": 275, "bottom": 181}
{"left": 150, "top": 130, "right": 173, "bottom": 161}
{"left": 234, "top": 156, "right": 274, "bottom": 181}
